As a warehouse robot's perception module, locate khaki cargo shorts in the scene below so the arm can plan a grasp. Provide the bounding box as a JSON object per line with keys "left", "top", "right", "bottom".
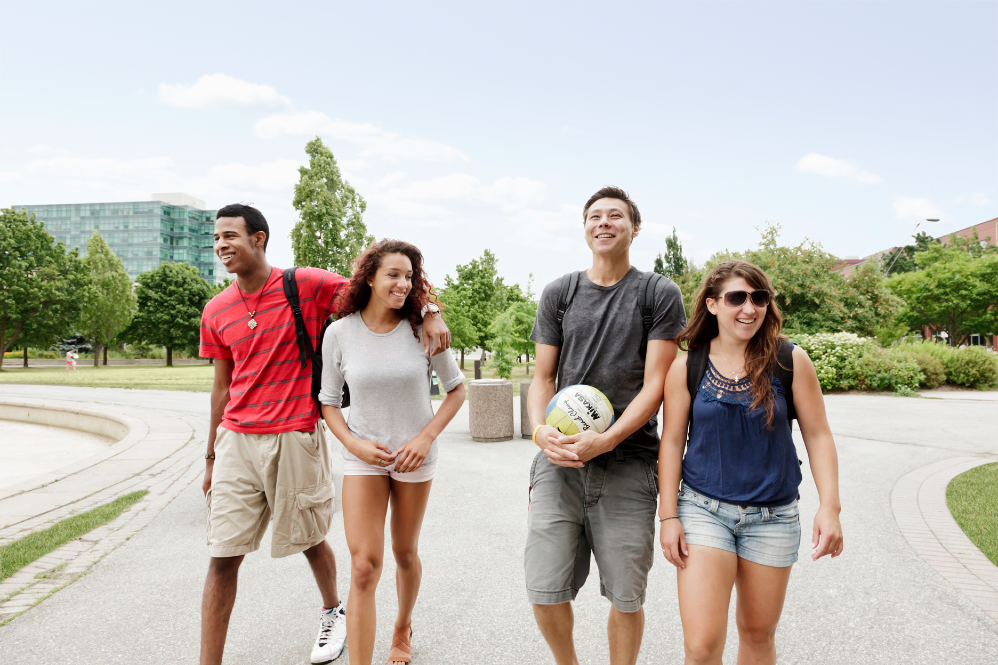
{"left": 206, "top": 425, "right": 335, "bottom": 558}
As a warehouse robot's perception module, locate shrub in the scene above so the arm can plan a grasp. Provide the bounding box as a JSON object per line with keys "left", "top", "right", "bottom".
{"left": 895, "top": 340, "right": 998, "bottom": 388}
{"left": 943, "top": 347, "right": 998, "bottom": 388}
{"left": 790, "top": 332, "right": 874, "bottom": 391}
{"left": 847, "top": 348, "right": 924, "bottom": 393}
{"left": 910, "top": 352, "right": 946, "bottom": 389}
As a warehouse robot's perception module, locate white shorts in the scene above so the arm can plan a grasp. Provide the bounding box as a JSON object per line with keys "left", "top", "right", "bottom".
{"left": 342, "top": 458, "right": 436, "bottom": 483}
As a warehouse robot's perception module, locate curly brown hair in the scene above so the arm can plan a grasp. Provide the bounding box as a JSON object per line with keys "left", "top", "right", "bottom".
{"left": 335, "top": 239, "right": 442, "bottom": 340}
{"left": 678, "top": 259, "right": 787, "bottom": 428}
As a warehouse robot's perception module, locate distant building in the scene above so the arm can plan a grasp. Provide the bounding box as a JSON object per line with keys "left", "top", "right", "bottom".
{"left": 834, "top": 216, "right": 998, "bottom": 278}
{"left": 832, "top": 216, "right": 998, "bottom": 351}
{"left": 15, "top": 193, "right": 224, "bottom": 284}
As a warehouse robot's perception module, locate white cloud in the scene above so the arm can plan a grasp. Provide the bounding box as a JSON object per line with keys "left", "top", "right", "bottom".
{"left": 28, "top": 155, "right": 177, "bottom": 179}
{"left": 894, "top": 196, "right": 943, "bottom": 221}
{"left": 206, "top": 159, "right": 302, "bottom": 191}
{"left": 255, "top": 111, "right": 469, "bottom": 163}
{"left": 0, "top": 172, "right": 28, "bottom": 184}
{"left": 956, "top": 192, "right": 991, "bottom": 206}
{"left": 28, "top": 144, "right": 68, "bottom": 156}
{"left": 795, "top": 153, "right": 882, "bottom": 185}
{"left": 158, "top": 74, "right": 293, "bottom": 112}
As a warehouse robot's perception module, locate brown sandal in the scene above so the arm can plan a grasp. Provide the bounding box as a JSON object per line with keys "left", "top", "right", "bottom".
{"left": 388, "top": 625, "right": 412, "bottom": 664}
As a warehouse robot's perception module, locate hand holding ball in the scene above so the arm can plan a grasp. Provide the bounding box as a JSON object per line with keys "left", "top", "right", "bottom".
{"left": 545, "top": 385, "right": 615, "bottom": 436}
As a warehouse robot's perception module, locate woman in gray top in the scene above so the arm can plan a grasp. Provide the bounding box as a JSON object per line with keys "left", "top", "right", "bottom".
{"left": 319, "top": 239, "right": 465, "bottom": 665}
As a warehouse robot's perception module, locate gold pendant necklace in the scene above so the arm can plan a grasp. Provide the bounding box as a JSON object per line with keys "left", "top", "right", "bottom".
{"left": 237, "top": 280, "right": 267, "bottom": 330}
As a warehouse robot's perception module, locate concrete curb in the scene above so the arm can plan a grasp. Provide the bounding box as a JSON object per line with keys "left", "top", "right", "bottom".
{"left": 0, "top": 397, "right": 205, "bottom": 623}
{"left": 892, "top": 455, "right": 998, "bottom": 623}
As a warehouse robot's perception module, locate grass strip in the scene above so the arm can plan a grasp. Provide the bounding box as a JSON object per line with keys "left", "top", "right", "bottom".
{"left": 947, "top": 462, "right": 998, "bottom": 566}
{"left": 0, "top": 364, "right": 213, "bottom": 392}
{"left": 0, "top": 490, "right": 149, "bottom": 582}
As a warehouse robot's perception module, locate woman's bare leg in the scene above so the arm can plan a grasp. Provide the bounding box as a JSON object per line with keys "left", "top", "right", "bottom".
{"left": 677, "top": 545, "right": 738, "bottom": 665}
{"left": 734, "top": 558, "right": 792, "bottom": 665}
{"left": 388, "top": 478, "right": 433, "bottom": 665}
{"left": 343, "top": 475, "right": 391, "bottom": 665}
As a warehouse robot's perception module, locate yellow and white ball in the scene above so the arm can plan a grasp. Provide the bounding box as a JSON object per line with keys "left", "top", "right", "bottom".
{"left": 545, "top": 385, "right": 615, "bottom": 436}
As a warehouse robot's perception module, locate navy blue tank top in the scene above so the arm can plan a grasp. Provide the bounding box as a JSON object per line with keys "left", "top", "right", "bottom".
{"left": 682, "top": 360, "right": 802, "bottom": 507}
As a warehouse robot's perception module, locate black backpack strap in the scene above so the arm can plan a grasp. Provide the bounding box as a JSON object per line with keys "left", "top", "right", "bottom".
{"left": 283, "top": 268, "right": 318, "bottom": 370}
{"left": 686, "top": 345, "right": 709, "bottom": 403}
{"left": 685, "top": 345, "right": 709, "bottom": 442}
{"left": 774, "top": 339, "right": 796, "bottom": 425}
{"left": 637, "top": 272, "right": 663, "bottom": 334}
{"left": 554, "top": 271, "right": 581, "bottom": 346}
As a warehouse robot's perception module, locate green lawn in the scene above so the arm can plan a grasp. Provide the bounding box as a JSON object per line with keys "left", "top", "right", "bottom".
{"left": 0, "top": 364, "right": 213, "bottom": 392}
{"left": 0, "top": 358, "right": 534, "bottom": 397}
{"left": 947, "top": 462, "right": 998, "bottom": 566}
{"left": 0, "top": 490, "right": 149, "bottom": 583}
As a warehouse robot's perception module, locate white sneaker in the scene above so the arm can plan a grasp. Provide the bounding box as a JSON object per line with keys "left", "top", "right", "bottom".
{"left": 311, "top": 602, "right": 347, "bottom": 663}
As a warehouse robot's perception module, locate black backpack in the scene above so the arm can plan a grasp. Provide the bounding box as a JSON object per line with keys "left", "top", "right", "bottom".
{"left": 685, "top": 339, "right": 796, "bottom": 428}
{"left": 555, "top": 270, "right": 665, "bottom": 351}
{"left": 283, "top": 268, "right": 350, "bottom": 411}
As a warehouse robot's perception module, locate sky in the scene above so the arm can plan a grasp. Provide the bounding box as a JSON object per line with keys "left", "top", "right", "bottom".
{"left": 1, "top": 0, "right": 996, "bottom": 291}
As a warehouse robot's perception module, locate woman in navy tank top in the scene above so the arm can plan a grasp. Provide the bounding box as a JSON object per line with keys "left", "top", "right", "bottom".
{"left": 658, "top": 260, "right": 843, "bottom": 665}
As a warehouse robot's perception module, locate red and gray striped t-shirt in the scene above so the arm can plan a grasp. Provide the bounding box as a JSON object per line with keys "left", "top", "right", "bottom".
{"left": 199, "top": 266, "right": 348, "bottom": 434}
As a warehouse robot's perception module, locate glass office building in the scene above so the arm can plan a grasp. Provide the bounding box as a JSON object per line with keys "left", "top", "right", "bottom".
{"left": 15, "top": 194, "right": 223, "bottom": 284}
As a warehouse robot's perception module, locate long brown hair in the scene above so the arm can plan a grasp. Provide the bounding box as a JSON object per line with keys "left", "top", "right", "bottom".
{"left": 678, "top": 259, "right": 787, "bottom": 428}
{"left": 336, "top": 239, "right": 442, "bottom": 340}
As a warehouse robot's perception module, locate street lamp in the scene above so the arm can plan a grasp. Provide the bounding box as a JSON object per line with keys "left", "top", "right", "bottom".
{"left": 884, "top": 218, "right": 940, "bottom": 275}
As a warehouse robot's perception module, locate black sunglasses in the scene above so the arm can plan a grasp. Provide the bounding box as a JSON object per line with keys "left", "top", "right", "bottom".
{"left": 720, "top": 290, "right": 772, "bottom": 308}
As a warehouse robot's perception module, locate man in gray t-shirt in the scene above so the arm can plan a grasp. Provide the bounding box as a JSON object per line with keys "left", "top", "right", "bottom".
{"left": 525, "top": 186, "right": 685, "bottom": 665}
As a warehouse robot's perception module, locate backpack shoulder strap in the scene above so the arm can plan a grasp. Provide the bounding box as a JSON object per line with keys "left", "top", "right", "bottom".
{"left": 637, "top": 271, "right": 664, "bottom": 334}
{"left": 686, "top": 345, "right": 709, "bottom": 402}
{"left": 554, "top": 271, "right": 581, "bottom": 345}
{"left": 283, "top": 267, "right": 316, "bottom": 370}
{"left": 775, "top": 339, "right": 796, "bottom": 424}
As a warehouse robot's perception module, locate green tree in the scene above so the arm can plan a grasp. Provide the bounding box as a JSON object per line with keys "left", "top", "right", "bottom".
{"left": 78, "top": 230, "right": 137, "bottom": 366}
{"left": 888, "top": 241, "right": 998, "bottom": 344}
{"left": 291, "top": 137, "right": 374, "bottom": 275}
{"left": 654, "top": 228, "right": 686, "bottom": 280}
{"left": 122, "top": 262, "right": 213, "bottom": 366}
{"left": 0, "top": 208, "right": 84, "bottom": 357}
{"left": 438, "top": 249, "right": 515, "bottom": 353}
{"left": 883, "top": 231, "right": 940, "bottom": 275}
{"left": 487, "top": 307, "right": 518, "bottom": 379}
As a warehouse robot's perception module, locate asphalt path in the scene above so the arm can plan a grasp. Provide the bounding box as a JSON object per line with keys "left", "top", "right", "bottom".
{"left": 1, "top": 385, "right": 997, "bottom": 664}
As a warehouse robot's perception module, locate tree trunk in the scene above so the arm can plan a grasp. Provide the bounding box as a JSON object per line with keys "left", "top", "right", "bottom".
{"left": 460, "top": 348, "right": 465, "bottom": 370}
{"left": 23, "top": 346, "right": 28, "bottom": 368}
{"left": 94, "top": 345, "right": 100, "bottom": 368}
{"left": 103, "top": 345, "right": 108, "bottom": 365}
{"left": 166, "top": 346, "right": 173, "bottom": 366}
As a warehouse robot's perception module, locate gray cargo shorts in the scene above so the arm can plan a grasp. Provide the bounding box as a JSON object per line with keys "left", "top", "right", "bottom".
{"left": 524, "top": 449, "right": 659, "bottom": 613}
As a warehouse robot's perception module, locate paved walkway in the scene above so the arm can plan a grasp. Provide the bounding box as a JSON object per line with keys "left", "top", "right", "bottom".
{"left": 0, "top": 386, "right": 996, "bottom": 663}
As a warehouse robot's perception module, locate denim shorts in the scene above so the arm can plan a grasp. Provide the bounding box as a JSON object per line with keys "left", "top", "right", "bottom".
{"left": 525, "top": 450, "right": 659, "bottom": 613}
{"left": 677, "top": 482, "right": 801, "bottom": 568}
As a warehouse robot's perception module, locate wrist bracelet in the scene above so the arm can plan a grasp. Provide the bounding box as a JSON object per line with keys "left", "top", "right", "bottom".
{"left": 205, "top": 453, "right": 215, "bottom": 460}
{"left": 658, "top": 515, "right": 679, "bottom": 522}
{"left": 531, "top": 425, "right": 544, "bottom": 446}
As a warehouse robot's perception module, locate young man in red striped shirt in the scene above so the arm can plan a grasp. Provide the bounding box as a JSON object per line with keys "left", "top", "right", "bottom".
{"left": 198, "top": 204, "right": 451, "bottom": 665}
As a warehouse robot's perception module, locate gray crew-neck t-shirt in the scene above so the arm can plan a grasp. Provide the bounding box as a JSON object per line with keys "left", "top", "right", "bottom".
{"left": 530, "top": 267, "right": 686, "bottom": 463}
{"left": 318, "top": 314, "right": 465, "bottom": 468}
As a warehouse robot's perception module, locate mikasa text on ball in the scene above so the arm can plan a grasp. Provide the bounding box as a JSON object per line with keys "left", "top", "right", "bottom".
{"left": 545, "top": 385, "right": 615, "bottom": 436}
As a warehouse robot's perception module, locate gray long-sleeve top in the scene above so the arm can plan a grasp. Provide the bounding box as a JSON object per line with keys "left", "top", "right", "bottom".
{"left": 318, "top": 313, "right": 465, "bottom": 467}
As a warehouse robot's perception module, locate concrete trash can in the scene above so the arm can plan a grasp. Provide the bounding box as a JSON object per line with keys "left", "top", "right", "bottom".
{"left": 469, "top": 379, "right": 514, "bottom": 442}
{"left": 519, "top": 380, "right": 532, "bottom": 439}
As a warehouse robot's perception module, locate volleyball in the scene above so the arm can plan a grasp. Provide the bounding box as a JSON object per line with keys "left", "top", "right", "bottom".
{"left": 545, "top": 385, "right": 615, "bottom": 436}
